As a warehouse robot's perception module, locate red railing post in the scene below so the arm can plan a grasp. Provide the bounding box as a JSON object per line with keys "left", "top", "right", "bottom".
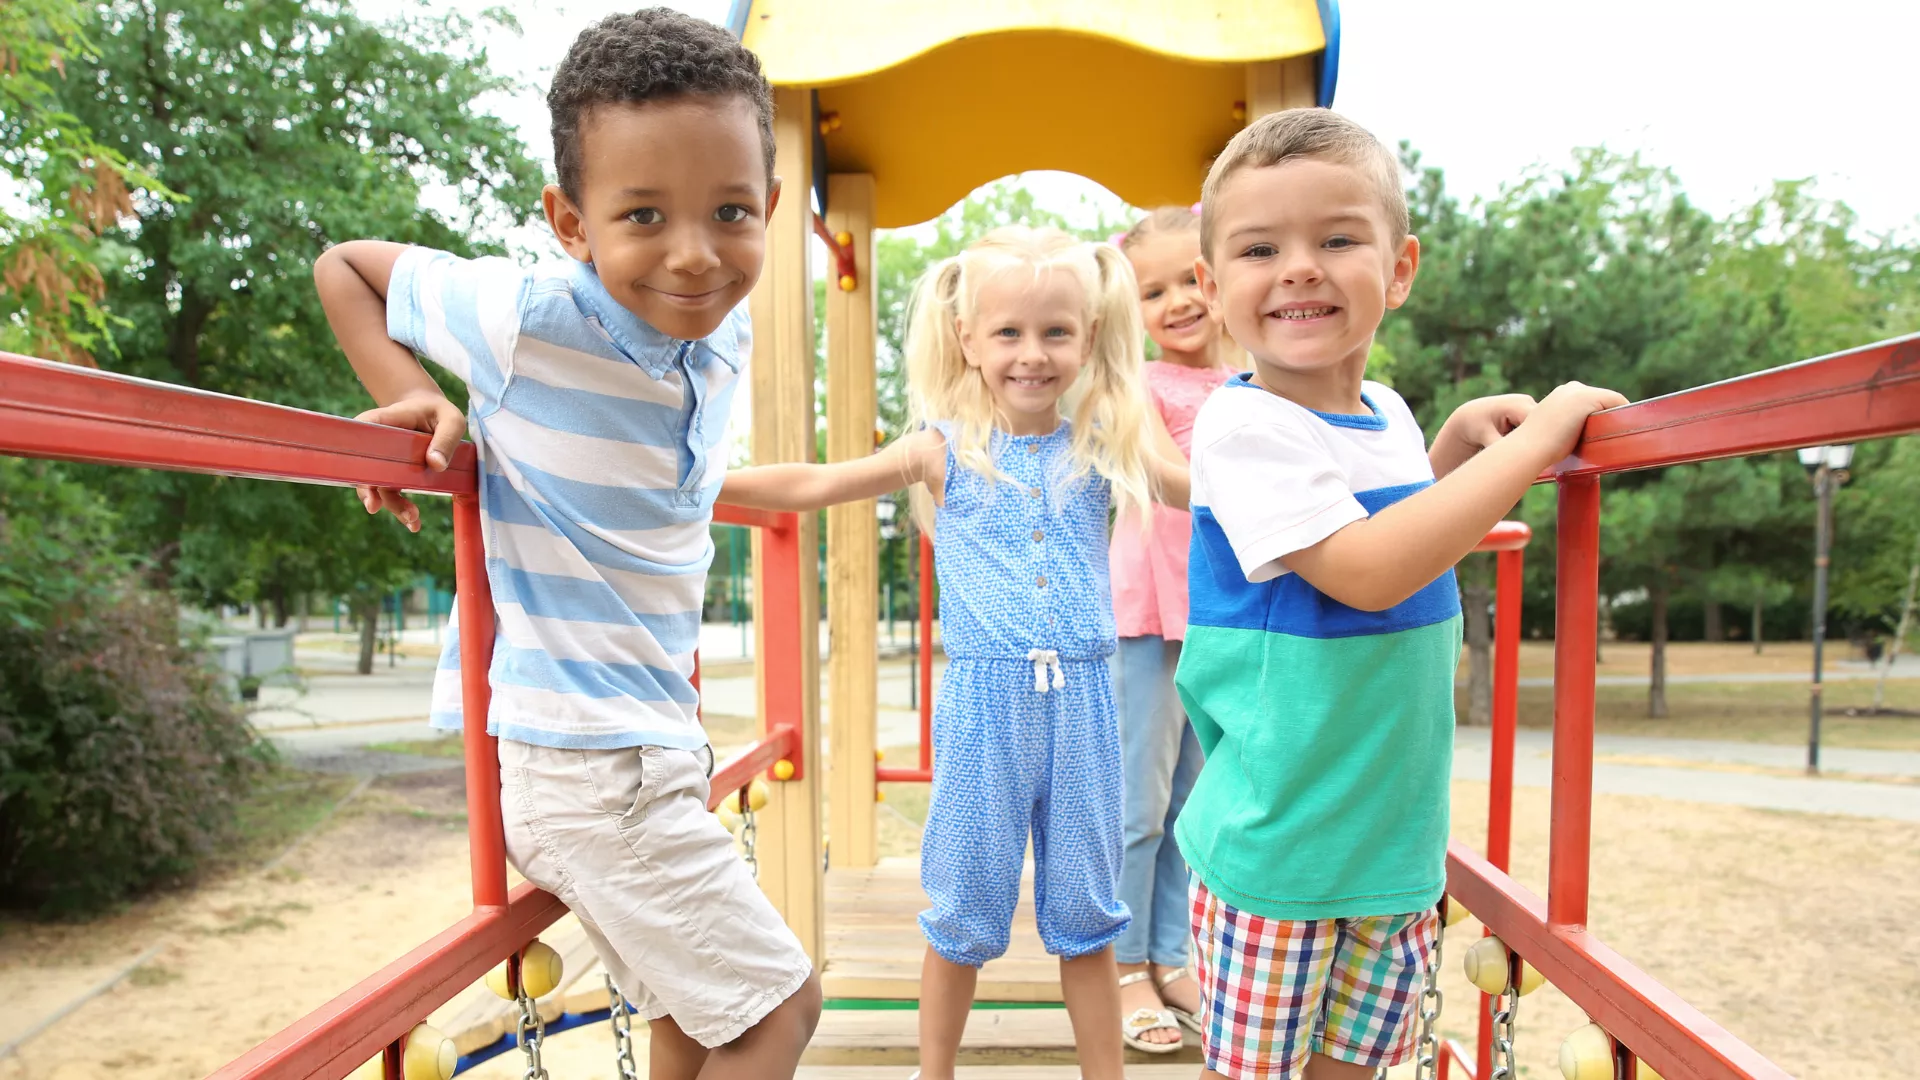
{"left": 1476, "top": 543, "right": 1524, "bottom": 1080}
{"left": 453, "top": 494, "right": 506, "bottom": 912}
{"left": 1550, "top": 476, "right": 1602, "bottom": 931}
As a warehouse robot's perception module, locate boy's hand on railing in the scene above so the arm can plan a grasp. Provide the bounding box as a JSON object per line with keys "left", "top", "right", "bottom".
{"left": 351, "top": 394, "right": 466, "bottom": 533}
{"left": 1431, "top": 394, "right": 1537, "bottom": 478}
{"left": 1516, "top": 382, "right": 1630, "bottom": 464}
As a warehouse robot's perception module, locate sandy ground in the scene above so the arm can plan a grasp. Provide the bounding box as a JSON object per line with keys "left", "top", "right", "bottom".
{"left": 3, "top": 761, "right": 1916, "bottom": 1079}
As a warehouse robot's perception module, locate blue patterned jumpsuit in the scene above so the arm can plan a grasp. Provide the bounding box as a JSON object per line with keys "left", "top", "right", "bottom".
{"left": 918, "top": 421, "right": 1131, "bottom": 967}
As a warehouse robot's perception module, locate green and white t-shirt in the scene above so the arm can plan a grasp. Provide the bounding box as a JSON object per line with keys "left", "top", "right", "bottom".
{"left": 1174, "top": 374, "right": 1462, "bottom": 921}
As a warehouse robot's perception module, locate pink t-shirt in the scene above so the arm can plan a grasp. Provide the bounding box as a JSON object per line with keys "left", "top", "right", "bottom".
{"left": 1112, "top": 360, "right": 1232, "bottom": 641}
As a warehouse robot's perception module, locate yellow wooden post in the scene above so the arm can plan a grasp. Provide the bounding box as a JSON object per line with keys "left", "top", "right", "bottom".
{"left": 748, "top": 85, "right": 825, "bottom": 962}
{"left": 824, "top": 172, "right": 880, "bottom": 869}
{"left": 1244, "top": 56, "right": 1316, "bottom": 120}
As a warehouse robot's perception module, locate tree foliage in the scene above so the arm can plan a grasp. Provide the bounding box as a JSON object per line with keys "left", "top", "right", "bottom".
{"left": 0, "top": 0, "right": 169, "bottom": 364}
{"left": 48, "top": 0, "right": 543, "bottom": 643}
{"left": 1382, "top": 148, "right": 1920, "bottom": 716}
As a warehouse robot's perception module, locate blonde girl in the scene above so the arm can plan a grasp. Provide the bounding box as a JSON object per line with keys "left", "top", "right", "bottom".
{"left": 1108, "top": 206, "right": 1234, "bottom": 1052}
{"left": 722, "top": 225, "right": 1189, "bottom": 1080}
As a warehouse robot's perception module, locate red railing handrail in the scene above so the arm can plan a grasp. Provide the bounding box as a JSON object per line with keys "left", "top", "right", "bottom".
{"left": 1557, "top": 332, "right": 1920, "bottom": 478}
{"left": 0, "top": 351, "right": 480, "bottom": 492}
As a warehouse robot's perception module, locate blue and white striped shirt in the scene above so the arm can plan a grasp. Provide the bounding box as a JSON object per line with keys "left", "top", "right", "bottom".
{"left": 386, "top": 248, "right": 746, "bottom": 749}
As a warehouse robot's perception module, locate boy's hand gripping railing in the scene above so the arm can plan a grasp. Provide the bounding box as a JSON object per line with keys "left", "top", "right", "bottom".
{"left": 0, "top": 352, "right": 807, "bottom": 1080}
{"left": 1434, "top": 332, "right": 1920, "bottom": 1080}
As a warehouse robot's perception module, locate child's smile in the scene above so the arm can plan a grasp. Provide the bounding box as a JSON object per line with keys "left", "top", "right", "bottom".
{"left": 544, "top": 95, "right": 778, "bottom": 343}
{"left": 1200, "top": 158, "right": 1418, "bottom": 412}
{"left": 959, "top": 270, "right": 1089, "bottom": 435}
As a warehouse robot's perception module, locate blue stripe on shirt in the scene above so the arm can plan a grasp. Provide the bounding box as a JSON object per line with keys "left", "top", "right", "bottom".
{"left": 489, "top": 559, "right": 703, "bottom": 648}
{"left": 505, "top": 374, "right": 686, "bottom": 447}
{"left": 481, "top": 465, "right": 719, "bottom": 559}
{"left": 492, "top": 645, "right": 697, "bottom": 704}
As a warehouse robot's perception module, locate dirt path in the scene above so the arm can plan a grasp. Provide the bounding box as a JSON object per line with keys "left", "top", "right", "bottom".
{"left": 0, "top": 769, "right": 477, "bottom": 1080}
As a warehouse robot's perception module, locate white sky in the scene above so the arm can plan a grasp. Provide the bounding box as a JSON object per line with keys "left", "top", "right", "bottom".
{"left": 397, "top": 0, "right": 1920, "bottom": 245}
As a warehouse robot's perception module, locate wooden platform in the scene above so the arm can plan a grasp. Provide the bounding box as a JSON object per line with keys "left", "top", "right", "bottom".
{"left": 823, "top": 857, "right": 1062, "bottom": 1003}
{"left": 802, "top": 1007, "right": 1203, "bottom": 1068}
{"left": 436, "top": 858, "right": 1204, "bottom": 1065}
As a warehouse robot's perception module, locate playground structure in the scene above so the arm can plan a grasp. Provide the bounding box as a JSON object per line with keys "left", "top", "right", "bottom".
{"left": 11, "top": 331, "right": 1920, "bottom": 1080}
{"left": 3, "top": 0, "right": 1919, "bottom": 1074}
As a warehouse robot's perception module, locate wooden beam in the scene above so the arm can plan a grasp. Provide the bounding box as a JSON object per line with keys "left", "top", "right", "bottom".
{"left": 1244, "top": 56, "right": 1316, "bottom": 120}
{"left": 824, "top": 172, "right": 880, "bottom": 870}
{"left": 748, "top": 84, "right": 824, "bottom": 963}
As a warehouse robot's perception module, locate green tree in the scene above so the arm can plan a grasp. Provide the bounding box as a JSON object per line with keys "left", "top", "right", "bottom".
{"left": 53, "top": 0, "right": 542, "bottom": 657}
{"left": 0, "top": 0, "right": 169, "bottom": 364}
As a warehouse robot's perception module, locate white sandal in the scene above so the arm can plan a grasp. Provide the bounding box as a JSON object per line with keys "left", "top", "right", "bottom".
{"left": 1157, "top": 967, "right": 1204, "bottom": 1036}
{"left": 1118, "top": 970, "right": 1184, "bottom": 1053}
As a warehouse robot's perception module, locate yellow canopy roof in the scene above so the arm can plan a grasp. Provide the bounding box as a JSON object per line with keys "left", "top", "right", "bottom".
{"left": 741, "top": 1, "right": 1327, "bottom": 227}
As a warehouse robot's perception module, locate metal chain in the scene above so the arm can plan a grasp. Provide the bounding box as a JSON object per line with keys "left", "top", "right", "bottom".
{"left": 607, "top": 975, "right": 640, "bottom": 1080}
{"left": 1413, "top": 904, "right": 1447, "bottom": 1080}
{"left": 1489, "top": 979, "right": 1520, "bottom": 1080}
{"left": 738, "top": 787, "right": 760, "bottom": 880}
{"left": 514, "top": 982, "right": 549, "bottom": 1080}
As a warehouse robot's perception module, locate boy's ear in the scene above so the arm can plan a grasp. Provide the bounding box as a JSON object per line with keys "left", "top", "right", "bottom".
{"left": 542, "top": 184, "right": 593, "bottom": 263}
{"left": 1384, "top": 234, "right": 1421, "bottom": 310}
{"left": 1195, "top": 256, "right": 1223, "bottom": 320}
{"left": 765, "top": 177, "right": 783, "bottom": 223}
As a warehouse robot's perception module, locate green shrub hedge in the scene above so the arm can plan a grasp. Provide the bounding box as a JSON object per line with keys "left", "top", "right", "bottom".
{"left": 0, "top": 460, "right": 268, "bottom": 916}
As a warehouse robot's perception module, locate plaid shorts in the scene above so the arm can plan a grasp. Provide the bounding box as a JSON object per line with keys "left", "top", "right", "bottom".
{"left": 1189, "top": 876, "right": 1439, "bottom": 1077}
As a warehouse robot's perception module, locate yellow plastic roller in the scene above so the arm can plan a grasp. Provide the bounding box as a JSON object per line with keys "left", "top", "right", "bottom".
{"left": 404, "top": 1024, "right": 457, "bottom": 1080}
{"left": 1558, "top": 1022, "right": 1612, "bottom": 1080}
{"left": 721, "top": 780, "right": 772, "bottom": 815}
{"left": 345, "top": 1024, "right": 456, "bottom": 1080}
{"left": 485, "top": 939, "right": 564, "bottom": 1000}
{"left": 748, "top": 778, "right": 771, "bottom": 809}
{"left": 1443, "top": 897, "right": 1471, "bottom": 927}
{"left": 1463, "top": 935, "right": 1512, "bottom": 994}
{"left": 1463, "top": 935, "right": 1546, "bottom": 996}
{"left": 1640, "top": 1064, "right": 1664, "bottom": 1080}
{"left": 717, "top": 804, "right": 743, "bottom": 832}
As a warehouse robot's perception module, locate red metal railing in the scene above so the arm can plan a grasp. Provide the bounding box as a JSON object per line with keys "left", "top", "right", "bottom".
{"left": 1434, "top": 331, "right": 1920, "bottom": 1080}
{"left": 0, "top": 352, "right": 806, "bottom": 1080}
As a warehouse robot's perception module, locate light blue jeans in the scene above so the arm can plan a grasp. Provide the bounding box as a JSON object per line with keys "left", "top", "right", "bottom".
{"left": 1111, "top": 635, "right": 1204, "bottom": 967}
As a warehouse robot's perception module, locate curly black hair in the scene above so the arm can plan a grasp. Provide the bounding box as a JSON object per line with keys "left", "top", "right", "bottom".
{"left": 548, "top": 8, "right": 776, "bottom": 201}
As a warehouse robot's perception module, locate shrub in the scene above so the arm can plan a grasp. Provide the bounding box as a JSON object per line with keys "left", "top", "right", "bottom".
{"left": 0, "top": 460, "right": 268, "bottom": 916}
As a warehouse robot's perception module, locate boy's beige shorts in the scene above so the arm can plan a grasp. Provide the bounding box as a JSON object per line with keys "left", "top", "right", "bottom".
{"left": 499, "top": 739, "right": 813, "bottom": 1047}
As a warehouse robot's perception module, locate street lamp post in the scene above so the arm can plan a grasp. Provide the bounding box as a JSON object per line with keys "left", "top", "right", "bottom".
{"left": 1798, "top": 444, "right": 1854, "bottom": 774}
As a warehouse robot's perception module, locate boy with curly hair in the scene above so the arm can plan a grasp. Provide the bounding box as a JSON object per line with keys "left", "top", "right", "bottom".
{"left": 314, "top": 10, "right": 820, "bottom": 1077}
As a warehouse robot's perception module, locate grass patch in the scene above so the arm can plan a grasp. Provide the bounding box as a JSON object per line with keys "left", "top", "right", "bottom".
{"left": 210, "top": 769, "right": 360, "bottom": 873}
{"left": 1480, "top": 678, "right": 1920, "bottom": 750}
{"left": 367, "top": 735, "right": 464, "bottom": 759}
{"left": 128, "top": 962, "right": 181, "bottom": 988}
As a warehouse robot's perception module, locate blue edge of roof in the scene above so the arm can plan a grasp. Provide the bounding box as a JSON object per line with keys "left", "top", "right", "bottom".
{"left": 728, "top": 0, "right": 1339, "bottom": 107}
{"left": 1316, "top": 0, "right": 1341, "bottom": 107}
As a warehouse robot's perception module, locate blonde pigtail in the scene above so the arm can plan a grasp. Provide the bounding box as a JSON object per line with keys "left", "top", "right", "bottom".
{"left": 1071, "top": 242, "right": 1157, "bottom": 523}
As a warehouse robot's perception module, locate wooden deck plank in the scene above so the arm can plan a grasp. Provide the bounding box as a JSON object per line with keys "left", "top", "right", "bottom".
{"left": 794, "top": 1060, "right": 1198, "bottom": 1068}
{"left": 802, "top": 1008, "right": 1203, "bottom": 1067}
{"left": 822, "top": 859, "right": 1062, "bottom": 1003}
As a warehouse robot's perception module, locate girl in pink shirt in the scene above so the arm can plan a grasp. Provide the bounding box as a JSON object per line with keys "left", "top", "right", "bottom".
{"left": 1110, "top": 206, "right": 1233, "bottom": 1053}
